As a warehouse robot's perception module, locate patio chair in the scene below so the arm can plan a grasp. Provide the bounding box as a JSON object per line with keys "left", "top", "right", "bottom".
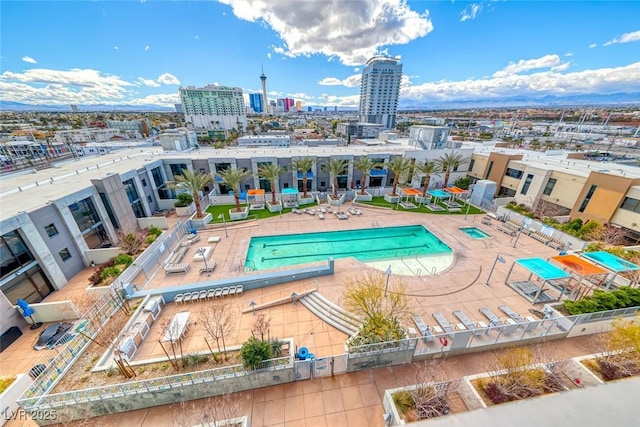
{"left": 206, "top": 289, "right": 216, "bottom": 300}
{"left": 174, "top": 293, "right": 185, "bottom": 304}
{"left": 214, "top": 288, "right": 223, "bottom": 298}
{"left": 236, "top": 285, "right": 243, "bottom": 295}
{"left": 221, "top": 287, "right": 230, "bottom": 297}
{"left": 228, "top": 286, "right": 237, "bottom": 296}
{"left": 182, "top": 292, "right": 193, "bottom": 304}
{"left": 197, "top": 290, "right": 208, "bottom": 302}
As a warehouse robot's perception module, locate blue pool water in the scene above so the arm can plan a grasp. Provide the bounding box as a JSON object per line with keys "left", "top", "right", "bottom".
{"left": 459, "top": 227, "right": 490, "bottom": 239}
{"left": 582, "top": 251, "right": 640, "bottom": 272}
{"left": 515, "top": 257, "right": 571, "bottom": 280}
{"left": 245, "top": 225, "right": 452, "bottom": 271}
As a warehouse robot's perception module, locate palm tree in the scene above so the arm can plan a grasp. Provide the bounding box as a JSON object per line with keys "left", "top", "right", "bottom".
{"left": 529, "top": 139, "right": 541, "bottom": 151}
{"left": 414, "top": 161, "right": 441, "bottom": 197}
{"left": 217, "top": 168, "right": 251, "bottom": 212}
{"left": 322, "top": 158, "right": 349, "bottom": 199}
{"left": 353, "top": 157, "right": 381, "bottom": 196}
{"left": 436, "top": 152, "right": 467, "bottom": 188}
{"left": 290, "top": 157, "right": 315, "bottom": 198}
{"left": 169, "top": 169, "right": 212, "bottom": 218}
{"left": 387, "top": 157, "right": 412, "bottom": 196}
{"left": 557, "top": 141, "right": 568, "bottom": 150}
{"left": 258, "top": 162, "right": 286, "bottom": 205}
{"left": 544, "top": 140, "right": 556, "bottom": 151}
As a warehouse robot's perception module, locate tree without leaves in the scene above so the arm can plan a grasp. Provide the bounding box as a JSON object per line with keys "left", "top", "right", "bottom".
{"left": 257, "top": 162, "right": 286, "bottom": 205}
{"left": 198, "top": 300, "right": 235, "bottom": 361}
{"left": 217, "top": 167, "right": 252, "bottom": 212}
{"left": 173, "top": 394, "right": 241, "bottom": 427}
{"left": 116, "top": 229, "right": 147, "bottom": 255}
{"left": 400, "top": 361, "right": 458, "bottom": 421}
{"left": 168, "top": 169, "right": 213, "bottom": 219}
{"left": 251, "top": 313, "right": 271, "bottom": 341}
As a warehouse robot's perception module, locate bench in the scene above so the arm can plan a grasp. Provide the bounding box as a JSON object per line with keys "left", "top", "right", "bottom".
{"left": 187, "top": 234, "right": 200, "bottom": 244}
{"left": 167, "top": 245, "right": 189, "bottom": 265}
{"left": 199, "top": 261, "right": 216, "bottom": 274}
{"left": 164, "top": 263, "right": 190, "bottom": 275}
{"left": 497, "top": 223, "right": 518, "bottom": 236}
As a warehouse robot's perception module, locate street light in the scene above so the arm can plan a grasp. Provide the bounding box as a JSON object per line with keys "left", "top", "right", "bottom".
{"left": 218, "top": 213, "right": 228, "bottom": 237}
{"left": 511, "top": 226, "right": 524, "bottom": 248}
{"left": 200, "top": 248, "right": 211, "bottom": 277}
{"left": 485, "top": 255, "right": 506, "bottom": 286}
{"left": 384, "top": 265, "right": 392, "bottom": 297}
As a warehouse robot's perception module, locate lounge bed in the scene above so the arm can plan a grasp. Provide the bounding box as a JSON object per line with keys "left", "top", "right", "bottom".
{"left": 478, "top": 307, "right": 504, "bottom": 328}
{"left": 432, "top": 312, "right": 455, "bottom": 336}
{"left": 452, "top": 310, "right": 481, "bottom": 335}
{"left": 411, "top": 314, "right": 434, "bottom": 342}
{"left": 164, "top": 263, "right": 190, "bottom": 275}
{"left": 498, "top": 304, "right": 525, "bottom": 324}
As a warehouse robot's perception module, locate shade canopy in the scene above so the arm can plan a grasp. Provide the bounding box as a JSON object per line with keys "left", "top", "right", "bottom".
{"left": 247, "top": 189, "right": 265, "bottom": 196}
{"left": 550, "top": 254, "right": 608, "bottom": 276}
{"left": 370, "top": 169, "right": 387, "bottom": 176}
{"left": 428, "top": 189, "right": 451, "bottom": 199}
{"left": 445, "top": 186, "right": 469, "bottom": 194}
{"left": 401, "top": 188, "right": 421, "bottom": 196}
{"left": 582, "top": 251, "right": 639, "bottom": 273}
{"left": 282, "top": 188, "right": 298, "bottom": 194}
{"left": 515, "top": 257, "right": 571, "bottom": 281}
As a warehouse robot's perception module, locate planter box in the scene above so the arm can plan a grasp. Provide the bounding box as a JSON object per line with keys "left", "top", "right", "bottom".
{"left": 298, "top": 196, "right": 315, "bottom": 206}
{"left": 415, "top": 195, "right": 430, "bottom": 205}
{"left": 189, "top": 212, "right": 212, "bottom": 229}
{"left": 175, "top": 202, "right": 195, "bottom": 217}
{"left": 354, "top": 192, "right": 372, "bottom": 202}
{"left": 0, "top": 374, "right": 32, "bottom": 426}
{"left": 383, "top": 380, "right": 466, "bottom": 425}
{"left": 85, "top": 283, "right": 113, "bottom": 301}
{"left": 229, "top": 207, "right": 249, "bottom": 221}
{"left": 267, "top": 201, "right": 283, "bottom": 213}
{"left": 384, "top": 194, "right": 401, "bottom": 203}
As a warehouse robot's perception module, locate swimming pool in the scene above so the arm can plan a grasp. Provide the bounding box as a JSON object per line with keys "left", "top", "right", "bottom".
{"left": 459, "top": 227, "right": 490, "bottom": 239}
{"left": 244, "top": 225, "right": 452, "bottom": 271}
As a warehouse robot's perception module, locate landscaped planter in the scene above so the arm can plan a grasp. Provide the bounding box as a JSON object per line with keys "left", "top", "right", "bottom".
{"left": 384, "top": 194, "right": 401, "bottom": 203}
{"left": 267, "top": 201, "right": 283, "bottom": 213}
{"left": 189, "top": 212, "right": 212, "bottom": 229}
{"left": 354, "top": 192, "right": 373, "bottom": 202}
{"left": 175, "top": 202, "right": 196, "bottom": 217}
{"left": 298, "top": 196, "right": 315, "bottom": 206}
{"left": 415, "top": 195, "right": 430, "bottom": 205}
{"left": 383, "top": 380, "right": 465, "bottom": 425}
{"left": 327, "top": 195, "right": 344, "bottom": 206}
{"left": 0, "top": 374, "right": 31, "bottom": 426}
{"left": 229, "top": 207, "right": 249, "bottom": 221}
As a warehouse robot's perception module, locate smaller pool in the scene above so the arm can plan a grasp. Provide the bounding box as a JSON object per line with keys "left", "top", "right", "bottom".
{"left": 459, "top": 227, "right": 490, "bottom": 239}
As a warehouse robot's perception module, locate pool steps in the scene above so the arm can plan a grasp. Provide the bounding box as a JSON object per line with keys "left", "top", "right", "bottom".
{"left": 299, "top": 291, "right": 361, "bottom": 336}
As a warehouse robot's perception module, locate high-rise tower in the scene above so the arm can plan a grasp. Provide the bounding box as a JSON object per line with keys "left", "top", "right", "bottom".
{"left": 358, "top": 57, "right": 402, "bottom": 129}
{"left": 260, "top": 66, "right": 268, "bottom": 116}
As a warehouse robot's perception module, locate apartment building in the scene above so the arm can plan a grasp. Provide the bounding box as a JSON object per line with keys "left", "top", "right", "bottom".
{"left": 468, "top": 148, "right": 640, "bottom": 239}
{"left": 179, "top": 84, "right": 247, "bottom": 132}
{"left": 359, "top": 56, "right": 402, "bottom": 129}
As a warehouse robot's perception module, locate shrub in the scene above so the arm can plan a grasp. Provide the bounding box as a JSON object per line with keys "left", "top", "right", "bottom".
{"left": 0, "top": 376, "right": 16, "bottom": 394}
{"left": 148, "top": 226, "right": 163, "bottom": 237}
{"left": 239, "top": 337, "right": 273, "bottom": 369}
{"left": 174, "top": 193, "right": 193, "bottom": 207}
{"left": 114, "top": 254, "right": 134, "bottom": 267}
{"left": 393, "top": 390, "right": 415, "bottom": 416}
{"left": 100, "top": 266, "right": 121, "bottom": 281}
{"left": 563, "top": 287, "right": 640, "bottom": 314}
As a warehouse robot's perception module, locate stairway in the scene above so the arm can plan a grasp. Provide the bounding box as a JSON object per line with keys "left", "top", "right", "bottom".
{"left": 299, "top": 291, "right": 361, "bottom": 336}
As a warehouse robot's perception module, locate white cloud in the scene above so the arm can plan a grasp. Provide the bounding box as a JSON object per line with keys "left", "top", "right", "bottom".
{"left": 127, "top": 93, "right": 180, "bottom": 107}
{"left": 493, "top": 54, "right": 567, "bottom": 78}
{"left": 157, "top": 73, "right": 180, "bottom": 85}
{"left": 603, "top": 30, "right": 640, "bottom": 46}
{"left": 137, "top": 77, "right": 161, "bottom": 87}
{"left": 144, "top": 45, "right": 150, "bottom": 51}
{"left": 319, "top": 93, "right": 361, "bottom": 107}
{"left": 194, "top": 35, "right": 199, "bottom": 39}
{"left": 589, "top": 43, "right": 597, "bottom": 48}
{"left": 114, "top": 46, "right": 120, "bottom": 50}
{"left": 287, "top": 92, "right": 312, "bottom": 100}
{"left": 267, "top": 90, "right": 282, "bottom": 96}
{"left": 460, "top": 3, "right": 482, "bottom": 22}
{"left": 22, "top": 56, "right": 37, "bottom": 64}
{"left": 220, "top": 0, "right": 433, "bottom": 65}
{"left": 318, "top": 74, "right": 361, "bottom": 87}
{"left": 267, "top": 52, "right": 272, "bottom": 59}
{"left": 353, "top": 67, "right": 360, "bottom": 72}
{"left": 400, "top": 62, "right": 640, "bottom": 102}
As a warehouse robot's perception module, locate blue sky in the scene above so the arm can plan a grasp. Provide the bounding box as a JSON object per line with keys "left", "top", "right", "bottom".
{"left": 1, "top": 0, "right": 639, "bottom": 108}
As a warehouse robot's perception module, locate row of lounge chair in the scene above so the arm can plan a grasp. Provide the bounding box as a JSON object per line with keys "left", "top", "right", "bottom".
{"left": 494, "top": 218, "right": 566, "bottom": 250}
{"left": 411, "top": 304, "right": 539, "bottom": 341}
{"left": 174, "top": 285, "right": 244, "bottom": 304}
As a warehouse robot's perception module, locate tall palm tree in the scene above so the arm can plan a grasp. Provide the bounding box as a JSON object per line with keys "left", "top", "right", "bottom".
{"left": 414, "top": 161, "right": 441, "bottom": 197}
{"left": 353, "top": 157, "right": 381, "bottom": 196}
{"left": 387, "top": 157, "right": 412, "bottom": 196}
{"left": 217, "top": 168, "right": 251, "bottom": 212}
{"left": 529, "top": 139, "right": 541, "bottom": 151}
{"left": 258, "top": 162, "right": 286, "bottom": 205}
{"left": 169, "top": 169, "right": 212, "bottom": 218}
{"left": 557, "top": 141, "right": 568, "bottom": 150}
{"left": 290, "top": 157, "right": 315, "bottom": 198}
{"left": 322, "top": 158, "right": 349, "bottom": 198}
{"left": 544, "top": 140, "right": 556, "bottom": 151}
{"left": 436, "top": 153, "right": 467, "bottom": 188}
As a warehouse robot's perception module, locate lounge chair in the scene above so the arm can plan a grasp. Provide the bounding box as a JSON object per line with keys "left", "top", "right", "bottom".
{"left": 432, "top": 312, "right": 455, "bottom": 336}
{"left": 326, "top": 207, "right": 333, "bottom": 213}
{"left": 320, "top": 207, "right": 327, "bottom": 214}
{"left": 318, "top": 212, "right": 325, "bottom": 219}
{"left": 174, "top": 293, "right": 185, "bottom": 304}
{"left": 214, "top": 288, "right": 223, "bottom": 298}
{"left": 206, "top": 289, "right": 216, "bottom": 300}
{"left": 182, "top": 292, "right": 193, "bottom": 304}
{"left": 478, "top": 307, "right": 504, "bottom": 328}
{"left": 197, "top": 290, "right": 208, "bottom": 302}
{"left": 411, "top": 314, "right": 434, "bottom": 342}
{"left": 221, "top": 287, "right": 230, "bottom": 297}
{"left": 236, "top": 285, "right": 243, "bottom": 295}
{"left": 348, "top": 208, "right": 357, "bottom": 215}
{"left": 452, "top": 310, "right": 481, "bottom": 335}
{"left": 228, "top": 286, "right": 237, "bottom": 296}
{"left": 498, "top": 304, "right": 525, "bottom": 324}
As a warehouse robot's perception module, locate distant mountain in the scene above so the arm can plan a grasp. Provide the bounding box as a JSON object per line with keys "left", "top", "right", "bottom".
{"left": 0, "top": 101, "right": 174, "bottom": 112}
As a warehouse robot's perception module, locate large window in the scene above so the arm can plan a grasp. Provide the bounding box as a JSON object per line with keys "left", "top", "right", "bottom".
{"left": 123, "top": 179, "right": 145, "bottom": 218}
{"left": 505, "top": 168, "right": 524, "bottom": 179}
{"left": 543, "top": 178, "right": 557, "bottom": 196}
{"left": 620, "top": 197, "right": 640, "bottom": 213}
{"left": 1, "top": 230, "right": 35, "bottom": 278}
{"left": 520, "top": 174, "right": 534, "bottom": 195}
{"left": 468, "top": 159, "right": 475, "bottom": 172}
{"left": 484, "top": 161, "right": 494, "bottom": 179}
{"left": 578, "top": 185, "right": 597, "bottom": 213}
{"left": 69, "top": 197, "right": 111, "bottom": 249}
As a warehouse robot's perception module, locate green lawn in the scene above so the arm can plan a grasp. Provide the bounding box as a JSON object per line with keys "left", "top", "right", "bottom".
{"left": 358, "top": 196, "right": 484, "bottom": 215}
{"left": 206, "top": 202, "right": 318, "bottom": 222}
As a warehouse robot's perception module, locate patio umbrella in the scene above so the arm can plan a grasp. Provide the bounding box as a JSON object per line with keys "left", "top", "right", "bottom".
{"left": 17, "top": 298, "right": 43, "bottom": 329}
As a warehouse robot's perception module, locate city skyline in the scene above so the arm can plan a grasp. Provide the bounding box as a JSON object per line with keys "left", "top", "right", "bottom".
{"left": 1, "top": 1, "right": 639, "bottom": 109}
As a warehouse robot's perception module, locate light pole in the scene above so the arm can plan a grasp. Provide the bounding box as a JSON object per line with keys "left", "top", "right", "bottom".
{"left": 218, "top": 213, "right": 228, "bottom": 237}
{"left": 200, "top": 248, "right": 211, "bottom": 276}
{"left": 511, "top": 226, "right": 524, "bottom": 248}
{"left": 464, "top": 198, "right": 472, "bottom": 220}
{"left": 384, "top": 265, "right": 392, "bottom": 297}
{"left": 485, "top": 255, "right": 505, "bottom": 286}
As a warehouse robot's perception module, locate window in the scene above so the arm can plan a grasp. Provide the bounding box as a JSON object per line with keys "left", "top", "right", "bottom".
{"left": 543, "top": 178, "right": 557, "bottom": 196}
{"left": 484, "top": 161, "right": 494, "bottom": 179}
{"left": 141, "top": 178, "right": 147, "bottom": 187}
{"left": 44, "top": 224, "right": 58, "bottom": 237}
{"left": 578, "top": 185, "right": 597, "bottom": 213}
{"left": 59, "top": 248, "right": 72, "bottom": 261}
{"left": 505, "top": 168, "right": 524, "bottom": 179}
{"left": 468, "top": 159, "right": 475, "bottom": 172}
{"left": 147, "top": 195, "right": 153, "bottom": 203}
{"left": 620, "top": 197, "right": 640, "bottom": 213}
{"left": 521, "top": 174, "right": 534, "bottom": 195}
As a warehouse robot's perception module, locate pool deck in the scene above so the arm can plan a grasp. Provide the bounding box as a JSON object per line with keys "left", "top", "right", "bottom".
{"left": 1, "top": 204, "right": 569, "bottom": 379}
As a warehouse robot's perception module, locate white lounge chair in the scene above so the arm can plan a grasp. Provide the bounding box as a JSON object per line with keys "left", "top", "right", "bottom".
{"left": 206, "top": 289, "right": 216, "bottom": 300}
{"left": 236, "top": 285, "right": 243, "bottom": 295}
{"left": 214, "top": 288, "right": 223, "bottom": 298}
{"left": 222, "top": 287, "right": 230, "bottom": 297}
{"left": 197, "top": 290, "right": 208, "bottom": 302}
{"left": 228, "top": 286, "right": 237, "bottom": 296}
{"left": 174, "top": 293, "right": 184, "bottom": 304}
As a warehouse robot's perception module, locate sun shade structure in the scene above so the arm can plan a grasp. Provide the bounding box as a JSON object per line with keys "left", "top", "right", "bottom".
{"left": 581, "top": 251, "right": 640, "bottom": 289}
{"left": 247, "top": 189, "right": 266, "bottom": 210}
{"left": 505, "top": 257, "right": 572, "bottom": 304}
{"left": 399, "top": 188, "right": 421, "bottom": 209}
{"left": 428, "top": 189, "right": 450, "bottom": 199}
{"left": 281, "top": 187, "right": 299, "bottom": 207}
{"left": 549, "top": 254, "right": 610, "bottom": 298}
{"left": 401, "top": 188, "right": 421, "bottom": 196}
{"left": 445, "top": 186, "right": 469, "bottom": 195}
